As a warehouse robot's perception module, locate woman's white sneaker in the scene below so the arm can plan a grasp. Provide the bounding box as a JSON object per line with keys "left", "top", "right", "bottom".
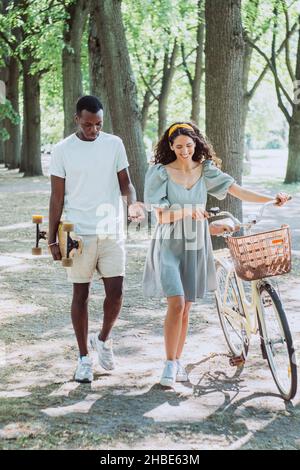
{"left": 74, "top": 356, "right": 93, "bottom": 383}
{"left": 160, "top": 360, "right": 177, "bottom": 387}
{"left": 89, "top": 334, "right": 115, "bottom": 370}
{"left": 176, "top": 360, "right": 189, "bottom": 382}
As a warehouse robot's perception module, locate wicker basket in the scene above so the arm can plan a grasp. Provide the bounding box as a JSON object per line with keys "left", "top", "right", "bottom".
{"left": 226, "top": 224, "right": 292, "bottom": 281}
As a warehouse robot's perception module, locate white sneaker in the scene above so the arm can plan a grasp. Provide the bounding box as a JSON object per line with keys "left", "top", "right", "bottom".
{"left": 74, "top": 356, "right": 93, "bottom": 383}
{"left": 176, "top": 360, "right": 189, "bottom": 382}
{"left": 160, "top": 360, "right": 177, "bottom": 387}
{"left": 89, "top": 334, "right": 115, "bottom": 370}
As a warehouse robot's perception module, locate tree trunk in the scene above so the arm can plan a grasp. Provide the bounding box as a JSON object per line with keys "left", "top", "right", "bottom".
{"left": 0, "top": 64, "right": 8, "bottom": 165}
{"left": 191, "top": 0, "right": 205, "bottom": 124}
{"left": 4, "top": 57, "right": 20, "bottom": 169}
{"left": 0, "top": 141, "right": 4, "bottom": 165}
{"left": 63, "top": 0, "right": 90, "bottom": 137}
{"left": 88, "top": 1, "right": 112, "bottom": 133}
{"left": 285, "top": 25, "right": 300, "bottom": 183}
{"left": 141, "top": 89, "right": 152, "bottom": 133}
{"left": 158, "top": 41, "right": 178, "bottom": 137}
{"left": 241, "top": 41, "right": 253, "bottom": 159}
{"left": 285, "top": 110, "right": 300, "bottom": 183}
{"left": 94, "top": 0, "right": 147, "bottom": 200}
{"left": 20, "top": 59, "right": 42, "bottom": 176}
{"left": 205, "top": 0, "right": 245, "bottom": 248}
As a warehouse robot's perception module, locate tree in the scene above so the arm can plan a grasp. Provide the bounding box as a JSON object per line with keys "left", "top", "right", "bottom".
{"left": 0, "top": 60, "right": 9, "bottom": 166}
{"left": 62, "top": 0, "right": 90, "bottom": 137}
{"left": 205, "top": 0, "right": 245, "bottom": 247}
{"left": 180, "top": 0, "right": 205, "bottom": 125}
{"left": 20, "top": 56, "right": 43, "bottom": 176}
{"left": 124, "top": 0, "right": 185, "bottom": 137}
{"left": 93, "top": 0, "right": 148, "bottom": 199}
{"left": 1, "top": 0, "right": 75, "bottom": 175}
{"left": 248, "top": 1, "right": 300, "bottom": 183}
{"left": 18, "top": 0, "right": 45, "bottom": 176}
{"left": 242, "top": 0, "right": 298, "bottom": 160}
{"left": 88, "top": 0, "right": 112, "bottom": 133}
{"left": 0, "top": 0, "right": 21, "bottom": 169}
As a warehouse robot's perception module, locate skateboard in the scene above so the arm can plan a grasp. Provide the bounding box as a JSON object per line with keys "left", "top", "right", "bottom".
{"left": 31, "top": 215, "right": 83, "bottom": 267}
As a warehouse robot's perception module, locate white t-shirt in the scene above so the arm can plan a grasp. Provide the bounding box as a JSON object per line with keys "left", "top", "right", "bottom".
{"left": 50, "top": 132, "right": 129, "bottom": 236}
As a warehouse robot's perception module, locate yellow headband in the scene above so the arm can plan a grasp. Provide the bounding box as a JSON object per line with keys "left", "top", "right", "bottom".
{"left": 168, "top": 123, "right": 194, "bottom": 138}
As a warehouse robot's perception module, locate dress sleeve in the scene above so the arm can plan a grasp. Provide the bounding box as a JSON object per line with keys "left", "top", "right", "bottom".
{"left": 203, "top": 160, "right": 235, "bottom": 200}
{"left": 144, "top": 164, "right": 170, "bottom": 210}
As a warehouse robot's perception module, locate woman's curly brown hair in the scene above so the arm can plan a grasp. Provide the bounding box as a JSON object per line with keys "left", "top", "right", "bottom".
{"left": 153, "top": 122, "right": 221, "bottom": 168}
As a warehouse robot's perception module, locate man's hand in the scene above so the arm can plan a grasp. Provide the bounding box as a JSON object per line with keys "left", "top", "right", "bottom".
{"left": 49, "top": 243, "right": 62, "bottom": 261}
{"left": 128, "top": 202, "right": 145, "bottom": 222}
{"left": 275, "top": 192, "right": 290, "bottom": 206}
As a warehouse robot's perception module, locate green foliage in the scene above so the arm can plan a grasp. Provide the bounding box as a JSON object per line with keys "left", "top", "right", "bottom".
{"left": 0, "top": 99, "right": 20, "bottom": 141}
{"left": 123, "top": 0, "right": 202, "bottom": 140}
{"left": 1, "top": 0, "right": 298, "bottom": 151}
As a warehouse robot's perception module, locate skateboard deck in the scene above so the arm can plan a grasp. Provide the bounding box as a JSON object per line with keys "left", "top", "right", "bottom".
{"left": 32, "top": 215, "right": 83, "bottom": 267}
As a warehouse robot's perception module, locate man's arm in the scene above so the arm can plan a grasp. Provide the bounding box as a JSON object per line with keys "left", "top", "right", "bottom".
{"left": 48, "top": 175, "right": 65, "bottom": 259}
{"left": 117, "top": 168, "right": 145, "bottom": 221}
{"left": 117, "top": 168, "right": 136, "bottom": 206}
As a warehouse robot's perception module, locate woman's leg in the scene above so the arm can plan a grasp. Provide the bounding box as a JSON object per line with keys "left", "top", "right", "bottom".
{"left": 164, "top": 296, "right": 185, "bottom": 360}
{"left": 176, "top": 301, "right": 193, "bottom": 360}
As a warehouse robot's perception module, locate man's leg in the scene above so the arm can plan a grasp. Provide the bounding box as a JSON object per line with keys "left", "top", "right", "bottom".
{"left": 71, "top": 282, "right": 90, "bottom": 356}
{"left": 99, "top": 276, "right": 123, "bottom": 341}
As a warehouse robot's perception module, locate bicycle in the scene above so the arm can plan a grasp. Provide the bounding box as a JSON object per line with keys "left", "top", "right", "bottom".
{"left": 209, "top": 201, "right": 297, "bottom": 401}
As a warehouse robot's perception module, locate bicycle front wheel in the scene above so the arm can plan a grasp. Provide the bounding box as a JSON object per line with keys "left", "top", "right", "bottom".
{"left": 215, "top": 262, "right": 249, "bottom": 359}
{"left": 258, "top": 282, "right": 297, "bottom": 401}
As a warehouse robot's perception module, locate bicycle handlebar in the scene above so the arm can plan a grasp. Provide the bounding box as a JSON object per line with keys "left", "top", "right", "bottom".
{"left": 208, "top": 196, "right": 292, "bottom": 236}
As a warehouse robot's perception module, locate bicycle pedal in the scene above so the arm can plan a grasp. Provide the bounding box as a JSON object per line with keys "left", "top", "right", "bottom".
{"left": 229, "top": 356, "right": 245, "bottom": 367}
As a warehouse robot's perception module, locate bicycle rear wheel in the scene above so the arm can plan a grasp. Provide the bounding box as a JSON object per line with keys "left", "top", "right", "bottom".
{"left": 215, "top": 262, "right": 249, "bottom": 359}
{"left": 258, "top": 282, "right": 297, "bottom": 400}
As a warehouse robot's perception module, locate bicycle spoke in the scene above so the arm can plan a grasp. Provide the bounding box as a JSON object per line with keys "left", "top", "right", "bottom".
{"left": 215, "top": 263, "right": 249, "bottom": 358}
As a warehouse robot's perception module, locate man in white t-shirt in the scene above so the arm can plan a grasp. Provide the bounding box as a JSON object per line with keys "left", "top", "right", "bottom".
{"left": 48, "top": 95, "right": 144, "bottom": 383}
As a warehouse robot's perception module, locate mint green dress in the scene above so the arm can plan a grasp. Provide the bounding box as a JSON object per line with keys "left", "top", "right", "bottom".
{"left": 142, "top": 160, "right": 234, "bottom": 302}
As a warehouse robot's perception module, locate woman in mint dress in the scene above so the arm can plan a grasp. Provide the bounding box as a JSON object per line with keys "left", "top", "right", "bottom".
{"left": 142, "top": 122, "right": 290, "bottom": 387}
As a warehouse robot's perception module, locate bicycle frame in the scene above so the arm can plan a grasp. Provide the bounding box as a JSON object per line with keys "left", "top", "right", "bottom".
{"left": 212, "top": 199, "right": 297, "bottom": 399}
{"left": 214, "top": 248, "right": 267, "bottom": 343}
{"left": 212, "top": 199, "right": 289, "bottom": 347}
{"left": 214, "top": 249, "right": 258, "bottom": 338}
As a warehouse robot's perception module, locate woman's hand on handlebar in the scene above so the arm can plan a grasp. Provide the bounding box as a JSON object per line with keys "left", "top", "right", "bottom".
{"left": 209, "top": 222, "right": 240, "bottom": 236}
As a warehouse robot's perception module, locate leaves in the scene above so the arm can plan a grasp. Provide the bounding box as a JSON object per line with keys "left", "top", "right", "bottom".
{"left": 0, "top": 99, "right": 20, "bottom": 141}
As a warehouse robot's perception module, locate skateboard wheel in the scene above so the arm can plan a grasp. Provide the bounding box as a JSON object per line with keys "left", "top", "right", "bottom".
{"left": 62, "top": 222, "right": 74, "bottom": 232}
{"left": 32, "top": 247, "right": 42, "bottom": 256}
{"left": 62, "top": 257, "right": 73, "bottom": 267}
{"left": 32, "top": 215, "right": 43, "bottom": 224}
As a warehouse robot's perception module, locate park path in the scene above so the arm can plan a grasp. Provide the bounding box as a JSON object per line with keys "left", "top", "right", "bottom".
{"left": 0, "top": 151, "right": 300, "bottom": 450}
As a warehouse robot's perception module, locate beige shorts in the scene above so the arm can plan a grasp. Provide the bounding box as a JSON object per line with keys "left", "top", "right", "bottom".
{"left": 66, "top": 235, "right": 126, "bottom": 283}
